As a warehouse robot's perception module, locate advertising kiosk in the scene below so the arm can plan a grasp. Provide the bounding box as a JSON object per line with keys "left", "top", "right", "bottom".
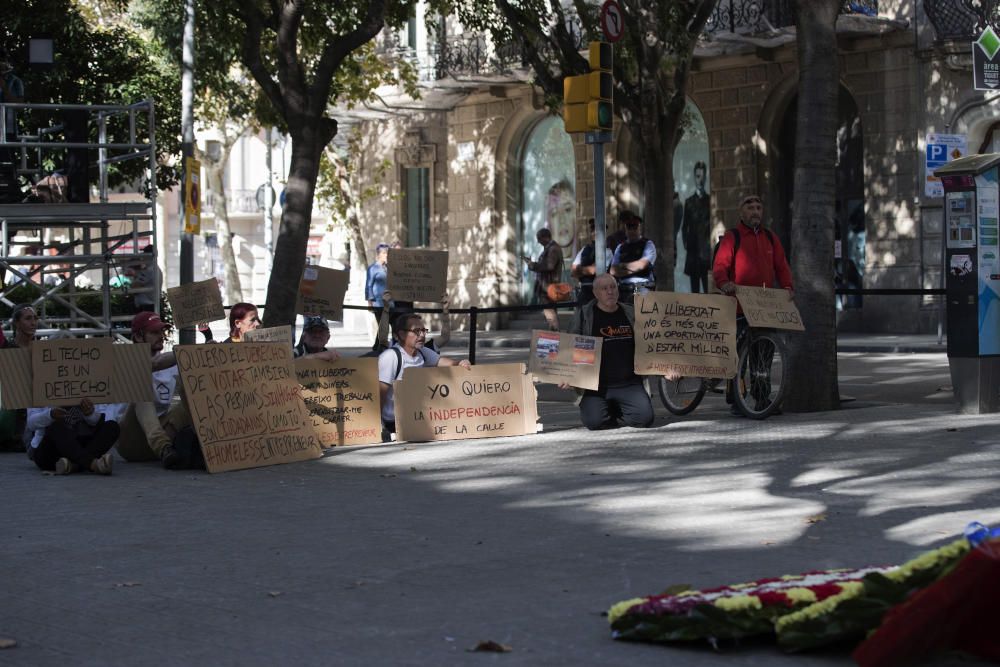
{"left": 934, "top": 153, "right": 1000, "bottom": 413}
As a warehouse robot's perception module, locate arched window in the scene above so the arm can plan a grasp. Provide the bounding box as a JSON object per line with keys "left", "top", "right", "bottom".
{"left": 519, "top": 116, "right": 575, "bottom": 301}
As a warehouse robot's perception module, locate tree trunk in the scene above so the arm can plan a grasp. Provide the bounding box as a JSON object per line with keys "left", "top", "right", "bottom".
{"left": 262, "top": 124, "right": 326, "bottom": 327}
{"left": 641, "top": 145, "right": 675, "bottom": 292}
{"left": 203, "top": 161, "right": 244, "bottom": 305}
{"left": 327, "top": 146, "right": 369, "bottom": 268}
{"left": 785, "top": 0, "right": 840, "bottom": 412}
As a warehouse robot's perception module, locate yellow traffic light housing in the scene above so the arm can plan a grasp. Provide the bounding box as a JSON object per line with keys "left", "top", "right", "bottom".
{"left": 562, "top": 41, "right": 613, "bottom": 133}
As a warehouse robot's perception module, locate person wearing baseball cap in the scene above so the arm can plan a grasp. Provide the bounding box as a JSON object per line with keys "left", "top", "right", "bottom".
{"left": 293, "top": 316, "right": 341, "bottom": 362}
{"left": 116, "top": 311, "right": 191, "bottom": 469}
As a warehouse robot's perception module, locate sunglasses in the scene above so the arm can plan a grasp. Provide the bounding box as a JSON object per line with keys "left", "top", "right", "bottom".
{"left": 407, "top": 327, "right": 429, "bottom": 335}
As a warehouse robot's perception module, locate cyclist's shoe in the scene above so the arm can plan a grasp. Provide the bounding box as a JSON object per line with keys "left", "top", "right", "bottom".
{"left": 729, "top": 404, "right": 743, "bottom": 417}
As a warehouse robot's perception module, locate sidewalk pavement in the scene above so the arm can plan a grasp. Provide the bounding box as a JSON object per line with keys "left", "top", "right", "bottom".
{"left": 1, "top": 348, "right": 994, "bottom": 666}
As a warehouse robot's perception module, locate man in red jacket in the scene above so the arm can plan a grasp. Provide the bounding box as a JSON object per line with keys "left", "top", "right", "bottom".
{"left": 712, "top": 194, "right": 794, "bottom": 296}
{"left": 712, "top": 194, "right": 794, "bottom": 415}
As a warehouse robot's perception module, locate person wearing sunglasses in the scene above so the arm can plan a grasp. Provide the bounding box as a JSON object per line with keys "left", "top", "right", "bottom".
{"left": 224, "top": 302, "right": 261, "bottom": 343}
{"left": 377, "top": 313, "right": 470, "bottom": 441}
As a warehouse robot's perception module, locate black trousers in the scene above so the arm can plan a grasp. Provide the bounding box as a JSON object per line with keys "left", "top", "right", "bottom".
{"left": 32, "top": 419, "right": 120, "bottom": 472}
{"left": 579, "top": 382, "right": 654, "bottom": 430}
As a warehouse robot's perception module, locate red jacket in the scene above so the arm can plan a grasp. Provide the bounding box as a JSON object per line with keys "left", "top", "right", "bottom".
{"left": 712, "top": 222, "right": 793, "bottom": 291}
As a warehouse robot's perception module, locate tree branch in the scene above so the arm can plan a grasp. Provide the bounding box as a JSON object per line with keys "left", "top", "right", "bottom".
{"left": 309, "top": 0, "right": 389, "bottom": 119}
{"left": 236, "top": 3, "right": 287, "bottom": 121}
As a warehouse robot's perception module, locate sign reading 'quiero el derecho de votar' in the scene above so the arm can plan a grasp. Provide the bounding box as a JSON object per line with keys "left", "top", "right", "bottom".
{"left": 175, "top": 342, "right": 322, "bottom": 473}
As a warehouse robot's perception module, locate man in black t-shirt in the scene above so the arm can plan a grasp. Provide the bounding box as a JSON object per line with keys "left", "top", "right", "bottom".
{"left": 566, "top": 274, "right": 654, "bottom": 430}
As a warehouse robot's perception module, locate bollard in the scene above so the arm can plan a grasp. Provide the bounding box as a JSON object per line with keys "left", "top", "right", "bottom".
{"left": 469, "top": 306, "right": 478, "bottom": 365}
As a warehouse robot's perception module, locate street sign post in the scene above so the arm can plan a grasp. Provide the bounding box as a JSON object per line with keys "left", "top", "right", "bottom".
{"left": 974, "top": 26, "right": 1000, "bottom": 90}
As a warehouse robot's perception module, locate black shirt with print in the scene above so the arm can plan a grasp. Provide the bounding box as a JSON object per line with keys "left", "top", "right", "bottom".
{"left": 591, "top": 305, "right": 640, "bottom": 390}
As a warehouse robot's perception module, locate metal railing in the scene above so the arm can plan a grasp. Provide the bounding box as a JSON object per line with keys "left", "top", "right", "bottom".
{"left": 923, "top": 0, "right": 1000, "bottom": 42}
{"left": 705, "top": 0, "right": 879, "bottom": 34}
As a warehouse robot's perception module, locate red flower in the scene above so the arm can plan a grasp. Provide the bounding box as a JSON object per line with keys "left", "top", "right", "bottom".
{"left": 756, "top": 591, "right": 793, "bottom": 608}
{"left": 809, "top": 583, "right": 846, "bottom": 601}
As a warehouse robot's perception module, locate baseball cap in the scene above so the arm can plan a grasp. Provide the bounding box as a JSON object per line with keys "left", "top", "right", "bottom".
{"left": 740, "top": 194, "right": 763, "bottom": 206}
{"left": 303, "top": 315, "right": 329, "bottom": 331}
{"left": 131, "top": 311, "right": 169, "bottom": 335}
{"left": 375, "top": 243, "right": 390, "bottom": 252}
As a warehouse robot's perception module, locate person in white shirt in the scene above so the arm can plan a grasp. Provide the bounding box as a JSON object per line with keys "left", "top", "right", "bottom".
{"left": 25, "top": 398, "right": 118, "bottom": 475}
{"left": 377, "top": 313, "right": 470, "bottom": 441}
{"left": 114, "top": 311, "right": 191, "bottom": 469}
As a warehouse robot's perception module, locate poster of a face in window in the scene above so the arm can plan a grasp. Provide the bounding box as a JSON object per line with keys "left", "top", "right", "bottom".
{"left": 547, "top": 179, "right": 576, "bottom": 260}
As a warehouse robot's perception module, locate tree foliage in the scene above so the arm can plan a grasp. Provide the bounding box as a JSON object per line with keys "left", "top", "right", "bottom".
{"left": 433, "top": 0, "right": 716, "bottom": 288}
{"left": 3, "top": 0, "right": 181, "bottom": 191}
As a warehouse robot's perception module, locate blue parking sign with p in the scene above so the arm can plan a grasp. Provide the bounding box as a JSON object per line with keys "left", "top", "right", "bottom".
{"left": 927, "top": 143, "right": 947, "bottom": 165}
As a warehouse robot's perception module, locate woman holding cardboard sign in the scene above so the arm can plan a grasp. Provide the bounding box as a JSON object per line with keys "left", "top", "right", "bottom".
{"left": 565, "top": 274, "right": 654, "bottom": 430}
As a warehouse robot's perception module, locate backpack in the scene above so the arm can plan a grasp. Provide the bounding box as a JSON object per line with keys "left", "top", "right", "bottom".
{"left": 362, "top": 345, "right": 428, "bottom": 382}
{"left": 712, "top": 227, "right": 776, "bottom": 281}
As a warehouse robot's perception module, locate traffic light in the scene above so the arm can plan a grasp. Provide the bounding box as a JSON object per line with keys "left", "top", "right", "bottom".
{"left": 562, "top": 41, "right": 613, "bottom": 133}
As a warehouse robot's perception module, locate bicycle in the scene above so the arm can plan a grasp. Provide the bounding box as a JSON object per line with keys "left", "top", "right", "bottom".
{"left": 657, "top": 322, "right": 788, "bottom": 419}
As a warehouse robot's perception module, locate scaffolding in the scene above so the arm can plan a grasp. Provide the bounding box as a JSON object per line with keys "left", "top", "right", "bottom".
{"left": 0, "top": 100, "right": 157, "bottom": 341}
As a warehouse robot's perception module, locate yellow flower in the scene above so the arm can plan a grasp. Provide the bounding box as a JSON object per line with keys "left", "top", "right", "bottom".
{"left": 607, "top": 598, "right": 645, "bottom": 625}
{"left": 784, "top": 587, "right": 818, "bottom": 604}
{"left": 884, "top": 538, "right": 969, "bottom": 583}
{"left": 775, "top": 581, "right": 864, "bottom": 632}
{"left": 714, "top": 595, "right": 763, "bottom": 612}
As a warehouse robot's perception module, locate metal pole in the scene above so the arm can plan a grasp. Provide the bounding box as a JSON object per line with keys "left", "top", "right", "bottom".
{"left": 469, "top": 306, "right": 478, "bottom": 365}
{"left": 179, "top": 0, "right": 196, "bottom": 344}
{"left": 264, "top": 127, "right": 274, "bottom": 260}
{"left": 587, "top": 131, "right": 611, "bottom": 273}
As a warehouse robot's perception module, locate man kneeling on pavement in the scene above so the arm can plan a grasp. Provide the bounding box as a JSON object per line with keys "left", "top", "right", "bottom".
{"left": 565, "top": 273, "right": 654, "bottom": 430}
{"left": 114, "top": 311, "right": 193, "bottom": 469}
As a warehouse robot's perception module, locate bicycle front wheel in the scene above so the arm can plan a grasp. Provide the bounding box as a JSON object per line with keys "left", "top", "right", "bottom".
{"left": 733, "top": 332, "right": 787, "bottom": 419}
{"left": 658, "top": 376, "right": 707, "bottom": 416}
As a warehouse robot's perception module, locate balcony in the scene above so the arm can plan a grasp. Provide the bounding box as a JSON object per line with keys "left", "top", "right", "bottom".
{"left": 705, "top": 0, "right": 879, "bottom": 34}
{"left": 203, "top": 188, "right": 262, "bottom": 216}
{"left": 924, "top": 0, "right": 1000, "bottom": 42}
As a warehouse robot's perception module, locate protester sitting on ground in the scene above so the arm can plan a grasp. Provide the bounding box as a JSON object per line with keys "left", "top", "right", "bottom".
{"left": 378, "top": 313, "right": 471, "bottom": 441}
{"left": 114, "top": 312, "right": 190, "bottom": 469}
{"left": 377, "top": 290, "right": 451, "bottom": 352}
{"left": 3, "top": 303, "right": 39, "bottom": 349}
{"left": 0, "top": 303, "right": 38, "bottom": 452}
{"left": 223, "top": 302, "right": 260, "bottom": 343}
{"left": 565, "top": 273, "right": 654, "bottom": 430}
{"left": 293, "top": 316, "right": 341, "bottom": 361}
{"left": 25, "top": 397, "right": 118, "bottom": 475}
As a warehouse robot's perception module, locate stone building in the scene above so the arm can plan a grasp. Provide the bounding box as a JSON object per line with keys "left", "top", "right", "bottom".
{"left": 175, "top": 0, "right": 996, "bottom": 335}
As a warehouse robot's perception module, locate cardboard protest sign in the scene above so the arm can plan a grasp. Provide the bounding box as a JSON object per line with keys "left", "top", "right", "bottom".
{"left": 735, "top": 286, "right": 805, "bottom": 331}
{"left": 527, "top": 330, "right": 603, "bottom": 391}
{"left": 32, "top": 338, "right": 114, "bottom": 406}
{"left": 175, "top": 342, "right": 322, "bottom": 473}
{"left": 166, "top": 278, "right": 225, "bottom": 329}
{"left": 2, "top": 343, "right": 154, "bottom": 408}
{"left": 0, "top": 348, "right": 32, "bottom": 409}
{"left": 296, "top": 265, "right": 349, "bottom": 321}
{"left": 295, "top": 357, "right": 382, "bottom": 447}
{"left": 107, "top": 343, "right": 155, "bottom": 403}
{"left": 394, "top": 363, "right": 539, "bottom": 442}
{"left": 244, "top": 325, "right": 294, "bottom": 344}
{"left": 387, "top": 248, "right": 449, "bottom": 302}
{"left": 633, "top": 292, "right": 738, "bottom": 379}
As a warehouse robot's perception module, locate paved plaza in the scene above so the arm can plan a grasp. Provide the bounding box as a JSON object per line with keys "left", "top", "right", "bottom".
{"left": 1, "top": 345, "right": 997, "bottom": 666}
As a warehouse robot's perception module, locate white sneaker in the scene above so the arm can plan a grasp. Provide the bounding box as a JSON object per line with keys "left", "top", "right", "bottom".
{"left": 54, "top": 457, "right": 78, "bottom": 475}
{"left": 90, "top": 452, "right": 114, "bottom": 475}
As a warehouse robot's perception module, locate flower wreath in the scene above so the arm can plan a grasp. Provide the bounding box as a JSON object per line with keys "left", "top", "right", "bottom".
{"left": 609, "top": 533, "right": 976, "bottom": 651}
